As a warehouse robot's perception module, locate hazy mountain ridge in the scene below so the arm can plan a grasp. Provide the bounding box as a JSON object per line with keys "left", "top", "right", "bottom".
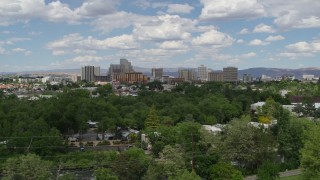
{"left": 238, "top": 67, "right": 320, "bottom": 79}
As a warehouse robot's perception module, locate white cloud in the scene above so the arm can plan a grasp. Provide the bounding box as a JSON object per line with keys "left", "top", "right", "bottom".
{"left": 286, "top": 41, "right": 314, "bottom": 53}
{"left": 133, "top": 15, "right": 195, "bottom": 41}
{"left": 263, "top": 0, "right": 320, "bottom": 29}
{"left": 0, "top": 46, "right": 6, "bottom": 54}
{"left": 211, "top": 52, "right": 257, "bottom": 64}
{"left": 45, "top": 1, "right": 80, "bottom": 24}
{"left": 253, "top": 23, "right": 275, "bottom": 33}
{"left": 199, "top": 0, "right": 266, "bottom": 20}
{"left": 133, "top": 0, "right": 168, "bottom": 9}
{"left": 192, "top": 29, "right": 234, "bottom": 48}
{"left": 239, "top": 52, "right": 257, "bottom": 58}
{"left": 103, "top": 34, "right": 138, "bottom": 49}
{"left": 46, "top": 33, "right": 138, "bottom": 55}
{"left": 91, "top": 11, "right": 153, "bottom": 33}
{"left": 249, "top": 39, "right": 269, "bottom": 46}
{"left": 167, "top": 4, "right": 194, "bottom": 14}
{"left": 279, "top": 40, "right": 320, "bottom": 59}
{"left": 265, "top": 35, "right": 285, "bottom": 42}
{"left": 0, "top": 0, "right": 81, "bottom": 25}
{"left": 75, "top": 0, "right": 119, "bottom": 17}
{"left": 11, "top": 48, "right": 32, "bottom": 56}
{"left": 238, "top": 28, "right": 249, "bottom": 34}
{"left": 237, "top": 39, "right": 244, "bottom": 44}
{"left": 159, "top": 41, "right": 188, "bottom": 50}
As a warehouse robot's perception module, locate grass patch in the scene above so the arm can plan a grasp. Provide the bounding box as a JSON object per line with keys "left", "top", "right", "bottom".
{"left": 278, "top": 174, "right": 302, "bottom": 180}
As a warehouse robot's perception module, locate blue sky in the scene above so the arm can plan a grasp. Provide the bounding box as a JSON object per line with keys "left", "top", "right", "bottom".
{"left": 0, "top": 0, "right": 320, "bottom": 72}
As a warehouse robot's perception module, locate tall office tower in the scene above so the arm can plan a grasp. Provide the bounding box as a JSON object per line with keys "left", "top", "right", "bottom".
{"left": 198, "top": 65, "right": 208, "bottom": 81}
{"left": 208, "top": 71, "right": 224, "bottom": 82}
{"left": 178, "top": 69, "right": 196, "bottom": 82}
{"left": 109, "top": 59, "right": 134, "bottom": 80}
{"left": 94, "top": 66, "right": 101, "bottom": 76}
{"left": 223, "top": 67, "right": 238, "bottom": 82}
{"left": 120, "top": 58, "right": 134, "bottom": 73}
{"left": 151, "top": 68, "right": 163, "bottom": 81}
{"left": 81, "top": 66, "right": 95, "bottom": 82}
{"left": 243, "top": 74, "right": 253, "bottom": 83}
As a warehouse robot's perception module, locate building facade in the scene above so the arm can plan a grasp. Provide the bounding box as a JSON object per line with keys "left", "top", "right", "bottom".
{"left": 243, "top": 74, "right": 253, "bottom": 83}
{"left": 208, "top": 71, "right": 224, "bottom": 82}
{"left": 114, "top": 72, "right": 148, "bottom": 84}
{"left": 81, "top": 66, "right": 95, "bottom": 82}
{"left": 178, "top": 69, "right": 196, "bottom": 82}
{"left": 223, "top": 67, "right": 238, "bottom": 82}
{"left": 109, "top": 59, "right": 134, "bottom": 80}
{"left": 151, "top": 68, "right": 163, "bottom": 81}
{"left": 198, "top": 65, "right": 208, "bottom": 81}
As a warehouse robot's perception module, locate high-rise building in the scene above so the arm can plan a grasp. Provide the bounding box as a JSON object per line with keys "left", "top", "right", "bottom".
{"left": 120, "top": 58, "right": 134, "bottom": 73}
{"left": 178, "top": 69, "right": 196, "bottom": 82}
{"left": 208, "top": 71, "right": 224, "bottom": 82}
{"left": 243, "top": 74, "right": 253, "bottom": 83}
{"left": 109, "top": 59, "right": 134, "bottom": 80}
{"left": 223, "top": 67, "right": 238, "bottom": 82}
{"left": 81, "top": 66, "right": 95, "bottom": 82}
{"left": 94, "top": 66, "right": 101, "bottom": 76}
{"left": 198, "top": 65, "right": 207, "bottom": 81}
{"left": 151, "top": 68, "right": 163, "bottom": 81}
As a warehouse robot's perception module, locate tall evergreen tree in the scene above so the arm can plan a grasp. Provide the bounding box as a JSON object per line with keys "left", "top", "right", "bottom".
{"left": 144, "top": 105, "right": 160, "bottom": 130}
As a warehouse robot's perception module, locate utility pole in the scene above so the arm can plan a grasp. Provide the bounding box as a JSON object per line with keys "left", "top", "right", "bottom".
{"left": 26, "top": 137, "right": 33, "bottom": 153}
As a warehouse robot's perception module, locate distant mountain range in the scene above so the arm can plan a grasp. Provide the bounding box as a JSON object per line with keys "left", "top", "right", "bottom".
{"left": 1, "top": 67, "right": 319, "bottom": 79}
{"left": 238, "top": 67, "right": 320, "bottom": 79}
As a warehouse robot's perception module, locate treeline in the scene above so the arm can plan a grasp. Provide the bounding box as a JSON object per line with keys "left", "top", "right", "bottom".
{"left": 0, "top": 81, "right": 320, "bottom": 179}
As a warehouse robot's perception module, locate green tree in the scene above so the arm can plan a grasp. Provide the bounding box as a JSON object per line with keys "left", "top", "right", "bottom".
{"left": 168, "top": 170, "right": 202, "bottom": 180}
{"left": 217, "top": 119, "right": 276, "bottom": 172}
{"left": 112, "top": 147, "right": 150, "bottom": 180}
{"left": 301, "top": 124, "right": 320, "bottom": 179}
{"left": 144, "top": 105, "right": 160, "bottom": 130}
{"left": 94, "top": 168, "right": 119, "bottom": 180}
{"left": 209, "top": 162, "right": 243, "bottom": 180}
{"left": 257, "top": 161, "right": 280, "bottom": 180}
{"left": 144, "top": 145, "right": 187, "bottom": 180}
{"left": 2, "top": 154, "right": 52, "bottom": 180}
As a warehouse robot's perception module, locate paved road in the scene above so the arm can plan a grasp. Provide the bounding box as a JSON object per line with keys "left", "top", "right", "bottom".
{"left": 244, "top": 169, "right": 301, "bottom": 180}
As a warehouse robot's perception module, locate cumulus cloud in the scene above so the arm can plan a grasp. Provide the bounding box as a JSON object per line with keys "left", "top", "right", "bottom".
{"left": 167, "top": 3, "right": 194, "bottom": 14}
{"left": 91, "top": 11, "right": 153, "bottom": 33}
{"left": 0, "top": 0, "right": 80, "bottom": 25}
{"left": 46, "top": 33, "right": 138, "bottom": 55}
{"left": 0, "top": 46, "right": 6, "bottom": 54}
{"left": 192, "top": 29, "right": 234, "bottom": 48}
{"left": 0, "top": 0, "right": 120, "bottom": 25}
{"left": 263, "top": 0, "right": 320, "bottom": 29}
{"left": 265, "top": 35, "right": 285, "bottom": 42}
{"left": 199, "top": 0, "right": 320, "bottom": 29}
{"left": 159, "top": 41, "right": 188, "bottom": 50}
{"left": 238, "top": 28, "right": 250, "bottom": 34}
{"left": 199, "top": 0, "right": 266, "bottom": 20}
{"left": 279, "top": 40, "right": 320, "bottom": 58}
{"left": 237, "top": 39, "right": 244, "bottom": 44}
{"left": 240, "top": 52, "right": 257, "bottom": 58}
{"left": 249, "top": 39, "right": 269, "bottom": 46}
{"left": 133, "top": 15, "right": 195, "bottom": 41}
{"left": 11, "top": 48, "right": 32, "bottom": 56}
{"left": 75, "top": 0, "right": 119, "bottom": 17}
{"left": 253, "top": 23, "right": 275, "bottom": 33}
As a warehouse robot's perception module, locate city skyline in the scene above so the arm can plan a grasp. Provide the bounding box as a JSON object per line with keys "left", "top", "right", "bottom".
{"left": 1, "top": 0, "right": 320, "bottom": 72}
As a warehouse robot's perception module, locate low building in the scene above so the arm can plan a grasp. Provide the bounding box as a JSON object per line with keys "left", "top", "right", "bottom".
{"left": 114, "top": 72, "right": 148, "bottom": 84}
{"left": 208, "top": 71, "right": 224, "bottom": 82}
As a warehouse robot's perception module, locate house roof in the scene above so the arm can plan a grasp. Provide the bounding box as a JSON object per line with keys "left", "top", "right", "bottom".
{"left": 290, "top": 96, "right": 320, "bottom": 103}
